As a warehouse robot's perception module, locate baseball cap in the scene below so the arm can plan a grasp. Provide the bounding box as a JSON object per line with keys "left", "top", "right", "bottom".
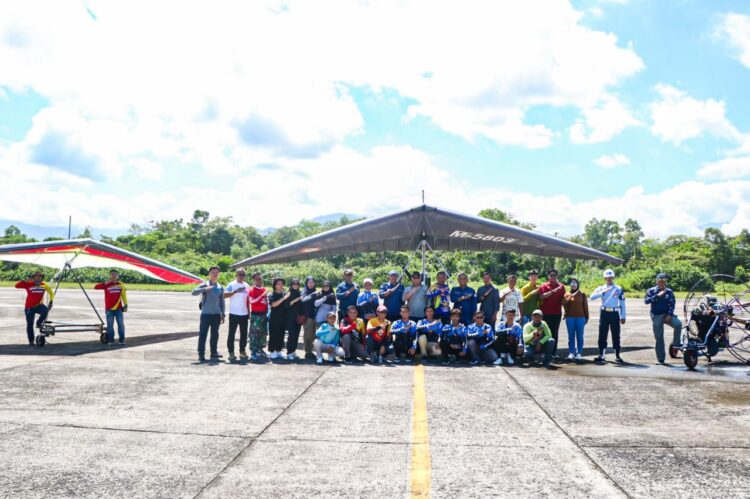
{"left": 363, "top": 278, "right": 373, "bottom": 285}
{"left": 377, "top": 305, "right": 388, "bottom": 313}
{"left": 603, "top": 269, "right": 615, "bottom": 278}
{"left": 388, "top": 270, "right": 399, "bottom": 277}
{"left": 326, "top": 311, "right": 337, "bottom": 317}
{"left": 532, "top": 309, "right": 543, "bottom": 316}
{"left": 656, "top": 273, "right": 668, "bottom": 280}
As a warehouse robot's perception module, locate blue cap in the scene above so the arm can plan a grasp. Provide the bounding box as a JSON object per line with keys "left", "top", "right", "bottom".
{"left": 388, "top": 270, "right": 399, "bottom": 277}
{"left": 656, "top": 273, "right": 668, "bottom": 280}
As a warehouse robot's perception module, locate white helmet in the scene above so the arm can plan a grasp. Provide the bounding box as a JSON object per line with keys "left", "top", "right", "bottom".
{"left": 603, "top": 269, "right": 615, "bottom": 278}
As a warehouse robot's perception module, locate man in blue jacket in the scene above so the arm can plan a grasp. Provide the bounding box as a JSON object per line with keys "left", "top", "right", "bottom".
{"left": 644, "top": 273, "right": 683, "bottom": 364}
{"left": 335, "top": 269, "right": 359, "bottom": 321}
{"left": 379, "top": 270, "right": 404, "bottom": 322}
{"left": 450, "top": 273, "right": 476, "bottom": 327}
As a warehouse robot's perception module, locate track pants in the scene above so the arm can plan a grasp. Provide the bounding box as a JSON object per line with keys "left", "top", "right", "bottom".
{"left": 467, "top": 339, "right": 498, "bottom": 363}
{"left": 340, "top": 334, "right": 368, "bottom": 359}
{"left": 651, "top": 314, "right": 683, "bottom": 363}
{"left": 598, "top": 310, "right": 621, "bottom": 356}
{"left": 440, "top": 339, "right": 468, "bottom": 361}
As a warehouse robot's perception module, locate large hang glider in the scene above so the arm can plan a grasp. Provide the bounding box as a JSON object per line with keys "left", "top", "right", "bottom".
{"left": 233, "top": 205, "right": 622, "bottom": 272}
{"left": 0, "top": 238, "right": 202, "bottom": 346}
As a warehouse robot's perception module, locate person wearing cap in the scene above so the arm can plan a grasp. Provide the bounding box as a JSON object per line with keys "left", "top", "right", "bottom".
{"left": 356, "top": 278, "right": 379, "bottom": 321}
{"left": 314, "top": 311, "right": 345, "bottom": 364}
{"left": 268, "top": 277, "right": 290, "bottom": 360}
{"left": 335, "top": 269, "right": 359, "bottom": 321}
{"left": 466, "top": 311, "right": 498, "bottom": 365}
{"left": 366, "top": 305, "right": 393, "bottom": 364}
{"left": 426, "top": 271, "right": 452, "bottom": 324}
{"left": 450, "top": 272, "right": 476, "bottom": 328}
{"left": 248, "top": 272, "right": 269, "bottom": 360}
{"left": 644, "top": 273, "right": 682, "bottom": 364}
{"left": 562, "top": 278, "right": 589, "bottom": 361}
{"left": 339, "top": 305, "right": 368, "bottom": 362}
{"left": 477, "top": 271, "right": 500, "bottom": 328}
{"left": 521, "top": 309, "right": 555, "bottom": 367}
{"left": 493, "top": 309, "right": 524, "bottom": 365}
{"left": 415, "top": 305, "right": 443, "bottom": 360}
{"left": 520, "top": 270, "right": 541, "bottom": 326}
{"left": 590, "top": 269, "right": 626, "bottom": 363}
{"left": 403, "top": 272, "right": 428, "bottom": 322}
{"left": 301, "top": 277, "right": 318, "bottom": 360}
{"left": 391, "top": 305, "right": 418, "bottom": 362}
{"left": 94, "top": 269, "right": 128, "bottom": 346}
{"left": 440, "top": 308, "right": 469, "bottom": 364}
{"left": 16, "top": 270, "right": 55, "bottom": 345}
{"left": 379, "top": 271, "right": 404, "bottom": 322}
{"left": 285, "top": 278, "right": 304, "bottom": 360}
{"left": 223, "top": 268, "right": 250, "bottom": 360}
{"left": 536, "top": 269, "right": 566, "bottom": 359}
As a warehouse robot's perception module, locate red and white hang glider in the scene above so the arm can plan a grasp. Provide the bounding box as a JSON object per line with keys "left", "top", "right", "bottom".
{"left": 0, "top": 238, "right": 202, "bottom": 284}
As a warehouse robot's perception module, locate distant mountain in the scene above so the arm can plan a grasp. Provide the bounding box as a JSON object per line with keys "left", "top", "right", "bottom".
{"left": 0, "top": 220, "right": 127, "bottom": 241}
{"left": 259, "top": 212, "right": 358, "bottom": 235}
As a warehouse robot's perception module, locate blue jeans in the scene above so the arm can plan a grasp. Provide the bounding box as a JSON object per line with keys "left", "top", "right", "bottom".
{"left": 651, "top": 314, "right": 683, "bottom": 362}
{"left": 523, "top": 339, "right": 556, "bottom": 365}
{"left": 106, "top": 310, "right": 125, "bottom": 343}
{"left": 25, "top": 305, "right": 49, "bottom": 343}
{"left": 565, "top": 317, "right": 586, "bottom": 355}
{"left": 521, "top": 315, "right": 532, "bottom": 327}
{"left": 198, "top": 314, "right": 221, "bottom": 356}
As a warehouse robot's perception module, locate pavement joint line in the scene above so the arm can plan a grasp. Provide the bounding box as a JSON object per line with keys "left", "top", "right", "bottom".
{"left": 192, "top": 366, "right": 332, "bottom": 499}
{"left": 409, "top": 364, "right": 431, "bottom": 498}
{"left": 502, "top": 367, "right": 633, "bottom": 499}
{"left": 582, "top": 444, "right": 750, "bottom": 450}
{"left": 2, "top": 420, "right": 254, "bottom": 440}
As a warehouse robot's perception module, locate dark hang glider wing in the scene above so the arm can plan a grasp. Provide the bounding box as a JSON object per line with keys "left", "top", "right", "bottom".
{"left": 233, "top": 205, "right": 623, "bottom": 266}
{"left": 0, "top": 238, "right": 203, "bottom": 284}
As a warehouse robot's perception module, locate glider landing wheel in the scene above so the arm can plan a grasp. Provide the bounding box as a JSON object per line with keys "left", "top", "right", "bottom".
{"left": 683, "top": 349, "right": 699, "bottom": 370}
{"left": 35, "top": 334, "right": 45, "bottom": 347}
{"left": 100, "top": 333, "right": 108, "bottom": 345}
{"left": 668, "top": 343, "right": 680, "bottom": 359}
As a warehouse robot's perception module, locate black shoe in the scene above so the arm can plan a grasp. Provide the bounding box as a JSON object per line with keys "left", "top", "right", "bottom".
{"left": 344, "top": 357, "right": 352, "bottom": 364}
{"left": 305, "top": 352, "right": 316, "bottom": 360}
{"left": 210, "top": 353, "right": 222, "bottom": 359}
{"left": 615, "top": 356, "right": 624, "bottom": 364}
{"left": 594, "top": 355, "right": 605, "bottom": 363}
{"left": 198, "top": 355, "right": 206, "bottom": 362}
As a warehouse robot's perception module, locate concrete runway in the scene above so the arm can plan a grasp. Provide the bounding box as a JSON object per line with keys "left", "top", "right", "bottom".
{"left": 0, "top": 287, "right": 749, "bottom": 498}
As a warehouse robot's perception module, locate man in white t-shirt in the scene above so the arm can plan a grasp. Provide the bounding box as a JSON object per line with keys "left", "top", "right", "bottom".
{"left": 224, "top": 268, "right": 251, "bottom": 360}
{"left": 500, "top": 274, "right": 524, "bottom": 321}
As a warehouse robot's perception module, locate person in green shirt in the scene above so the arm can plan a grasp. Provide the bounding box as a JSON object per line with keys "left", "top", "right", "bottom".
{"left": 520, "top": 269, "right": 541, "bottom": 326}
{"left": 521, "top": 309, "right": 556, "bottom": 367}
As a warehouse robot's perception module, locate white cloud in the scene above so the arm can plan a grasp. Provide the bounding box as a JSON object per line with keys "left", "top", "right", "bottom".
{"left": 570, "top": 96, "right": 641, "bottom": 144}
{"left": 715, "top": 13, "right": 750, "bottom": 69}
{"left": 649, "top": 84, "right": 744, "bottom": 144}
{"left": 697, "top": 156, "right": 750, "bottom": 180}
{"left": 130, "top": 158, "right": 164, "bottom": 181}
{"left": 593, "top": 153, "right": 630, "bottom": 168}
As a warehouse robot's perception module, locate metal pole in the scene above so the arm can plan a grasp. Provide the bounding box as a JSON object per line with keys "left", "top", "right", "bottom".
{"left": 70, "top": 266, "right": 104, "bottom": 325}
{"left": 421, "top": 240, "right": 427, "bottom": 279}
{"left": 68, "top": 216, "right": 72, "bottom": 239}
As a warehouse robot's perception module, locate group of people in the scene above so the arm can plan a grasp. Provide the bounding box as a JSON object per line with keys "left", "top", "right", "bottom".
{"left": 189, "top": 266, "right": 682, "bottom": 367}
{"left": 13, "top": 266, "right": 683, "bottom": 367}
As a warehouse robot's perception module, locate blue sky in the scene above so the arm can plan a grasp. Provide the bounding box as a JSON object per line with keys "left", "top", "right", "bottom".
{"left": 1, "top": 0, "right": 749, "bottom": 238}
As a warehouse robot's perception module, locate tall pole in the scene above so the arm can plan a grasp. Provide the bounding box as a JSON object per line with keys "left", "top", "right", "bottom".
{"left": 68, "top": 216, "right": 72, "bottom": 239}
{"left": 421, "top": 240, "right": 427, "bottom": 278}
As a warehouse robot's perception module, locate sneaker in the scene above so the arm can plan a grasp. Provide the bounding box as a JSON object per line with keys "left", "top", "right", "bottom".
{"left": 228, "top": 353, "right": 237, "bottom": 361}
{"left": 378, "top": 355, "right": 384, "bottom": 365}
{"left": 615, "top": 356, "right": 624, "bottom": 364}
{"left": 506, "top": 355, "right": 514, "bottom": 365}
{"left": 239, "top": 351, "right": 248, "bottom": 359}
{"left": 328, "top": 355, "right": 336, "bottom": 363}
{"left": 198, "top": 355, "right": 206, "bottom": 362}
{"left": 269, "top": 352, "right": 277, "bottom": 360}
{"left": 370, "top": 353, "right": 378, "bottom": 363}
{"left": 118, "top": 340, "right": 125, "bottom": 346}
{"left": 574, "top": 353, "right": 582, "bottom": 361}
{"left": 316, "top": 357, "right": 323, "bottom": 364}
{"left": 287, "top": 353, "right": 298, "bottom": 361}
{"left": 552, "top": 354, "right": 560, "bottom": 361}
{"left": 493, "top": 357, "right": 503, "bottom": 366}
{"left": 543, "top": 361, "right": 551, "bottom": 368}
{"left": 566, "top": 353, "right": 575, "bottom": 361}
{"left": 470, "top": 359, "right": 479, "bottom": 365}
{"left": 405, "top": 356, "right": 413, "bottom": 363}
{"left": 442, "top": 359, "right": 450, "bottom": 365}
{"left": 344, "top": 357, "right": 352, "bottom": 364}
{"left": 594, "top": 355, "right": 605, "bottom": 363}
{"left": 250, "top": 352, "right": 259, "bottom": 361}
{"left": 305, "top": 352, "right": 316, "bottom": 360}
{"left": 210, "top": 353, "right": 221, "bottom": 359}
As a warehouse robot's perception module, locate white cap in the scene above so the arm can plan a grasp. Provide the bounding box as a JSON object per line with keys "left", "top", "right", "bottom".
{"left": 603, "top": 269, "right": 615, "bottom": 278}
{"left": 363, "top": 278, "right": 373, "bottom": 285}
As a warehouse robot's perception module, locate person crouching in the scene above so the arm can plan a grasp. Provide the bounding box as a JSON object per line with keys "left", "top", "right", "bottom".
{"left": 440, "top": 308, "right": 469, "bottom": 364}
{"left": 415, "top": 305, "right": 443, "bottom": 360}
{"left": 493, "top": 309, "right": 524, "bottom": 366}
{"left": 521, "top": 309, "right": 556, "bottom": 368}
{"left": 391, "top": 305, "right": 418, "bottom": 363}
{"left": 366, "top": 305, "right": 392, "bottom": 364}
{"left": 339, "top": 305, "right": 368, "bottom": 362}
{"left": 314, "top": 311, "right": 345, "bottom": 364}
{"left": 467, "top": 312, "right": 498, "bottom": 365}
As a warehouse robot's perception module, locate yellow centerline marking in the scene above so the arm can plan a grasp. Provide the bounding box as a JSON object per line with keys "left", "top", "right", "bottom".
{"left": 410, "top": 364, "right": 431, "bottom": 498}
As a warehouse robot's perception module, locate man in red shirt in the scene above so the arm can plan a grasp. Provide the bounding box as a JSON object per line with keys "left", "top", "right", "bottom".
{"left": 537, "top": 269, "right": 565, "bottom": 359}
{"left": 248, "top": 272, "right": 269, "bottom": 360}
{"left": 15, "top": 270, "right": 55, "bottom": 345}
{"left": 94, "top": 270, "right": 128, "bottom": 345}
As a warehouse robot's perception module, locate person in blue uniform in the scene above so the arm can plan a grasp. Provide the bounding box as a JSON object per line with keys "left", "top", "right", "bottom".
{"left": 493, "top": 309, "right": 524, "bottom": 365}
{"left": 644, "top": 273, "right": 683, "bottom": 364}
{"left": 335, "top": 269, "right": 359, "bottom": 321}
{"left": 415, "top": 305, "right": 443, "bottom": 360}
{"left": 390, "top": 305, "right": 418, "bottom": 362}
{"left": 379, "top": 270, "right": 404, "bottom": 322}
{"left": 440, "top": 309, "right": 469, "bottom": 364}
{"left": 589, "top": 269, "right": 626, "bottom": 363}
{"left": 356, "top": 278, "right": 379, "bottom": 321}
{"left": 476, "top": 271, "right": 500, "bottom": 328}
{"left": 426, "top": 271, "right": 452, "bottom": 324}
{"left": 450, "top": 273, "right": 476, "bottom": 327}
{"left": 466, "top": 311, "right": 498, "bottom": 365}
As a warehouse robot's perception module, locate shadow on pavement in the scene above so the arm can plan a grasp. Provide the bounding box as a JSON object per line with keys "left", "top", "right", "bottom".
{"left": 0, "top": 331, "right": 197, "bottom": 357}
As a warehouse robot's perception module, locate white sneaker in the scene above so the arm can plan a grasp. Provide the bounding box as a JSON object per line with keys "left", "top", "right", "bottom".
{"left": 567, "top": 353, "right": 575, "bottom": 361}
{"left": 316, "top": 357, "right": 323, "bottom": 364}
{"left": 328, "top": 354, "right": 336, "bottom": 363}
{"left": 287, "top": 353, "right": 298, "bottom": 361}
{"left": 574, "top": 353, "right": 582, "bottom": 361}
{"left": 493, "top": 356, "right": 503, "bottom": 366}
{"left": 269, "top": 352, "right": 277, "bottom": 359}
{"left": 506, "top": 355, "right": 514, "bottom": 365}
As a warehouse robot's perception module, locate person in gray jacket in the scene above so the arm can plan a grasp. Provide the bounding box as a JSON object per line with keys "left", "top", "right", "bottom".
{"left": 192, "top": 266, "right": 225, "bottom": 362}
{"left": 314, "top": 280, "right": 338, "bottom": 325}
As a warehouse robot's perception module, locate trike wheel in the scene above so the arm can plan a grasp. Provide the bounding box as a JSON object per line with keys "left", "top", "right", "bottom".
{"left": 35, "top": 334, "right": 45, "bottom": 347}
{"left": 100, "top": 333, "right": 108, "bottom": 344}
{"left": 683, "top": 349, "right": 699, "bottom": 370}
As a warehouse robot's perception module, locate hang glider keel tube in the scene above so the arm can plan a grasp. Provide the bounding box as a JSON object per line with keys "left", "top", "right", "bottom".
{"left": 35, "top": 261, "right": 107, "bottom": 347}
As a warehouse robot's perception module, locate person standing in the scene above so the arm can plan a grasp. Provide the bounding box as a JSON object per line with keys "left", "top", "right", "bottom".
{"left": 403, "top": 272, "right": 428, "bottom": 323}
{"left": 356, "top": 278, "right": 379, "bottom": 322}
{"left": 644, "top": 273, "right": 682, "bottom": 365}
{"left": 426, "top": 271, "right": 452, "bottom": 324}
{"left": 521, "top": 310, "right": 556, "bottom": 368}
{"left": 476, "top": 272, "right": 500, "bottom": 329}
{"left": 379, "top": 270, "right": 404, "bottom": 322}
{"left": 301, "top": 277, "right": 318, "bottom": 360}
{"left": 335, "top": 269, "right": 359, "bottom": 321}
{"left": 499, "top": 274, "right": 524, "bottom": 320}
{"left": 191, "top": 266, "right": 225, "bottom": 362}
{"left": 537, "top": 269, "right": 565, "bottom": 359}
{"left": 95, "top": 270, "right": 128, "bottom": 346}
{"left": 285, "top": 278, "right": 304, "bottom": 360}
{"left": 450, "top": 273, "right": 476, "bottom": 328}
{"left": 15, "top": 271, "right": 54, "bottom": 345}
{"left": 590, "top": 269, "right": 626, "bottom": 363}
{"left": 520, "top": 270, "right": 541, "bottom": 326}
{"left": 562, "top": 278, "right": 589, "bottom": 361}
{"left": 314, "top": 281, "right": 337, "bottom": 326}
{"left": 224, "top": 268, "right": 250, "bottom": 360}
{"left": 268, "top": 278, "right": 290, "bottom": 360}
{"left": 248, "top": 272, "right": 269, "bottom": 361}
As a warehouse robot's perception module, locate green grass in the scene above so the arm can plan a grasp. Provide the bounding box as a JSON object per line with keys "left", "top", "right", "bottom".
{"left": 0, "top": 281, "right": 194, "bottom": 292}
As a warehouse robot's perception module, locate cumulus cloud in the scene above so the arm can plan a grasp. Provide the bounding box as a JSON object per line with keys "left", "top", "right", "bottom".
{"left": 593, "top": 153, "right": 630, "bottom": 168}
{"left": 570, "top": 96, "right": 641, "bottom": 144}
{"left": 697, "top": 156, "right": 750, "bottom": 180}
{"left": 715, "top": 13, "right": 750, "bottom": 69}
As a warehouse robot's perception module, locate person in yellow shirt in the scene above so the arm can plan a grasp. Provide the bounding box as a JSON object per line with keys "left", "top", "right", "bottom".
{"left": 15, "top": 270, "right": 55, "bottom": 345}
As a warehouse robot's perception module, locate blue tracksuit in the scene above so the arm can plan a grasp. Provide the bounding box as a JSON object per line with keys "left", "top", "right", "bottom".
{"left": 450, "top": 286, "right": 477, "bottom": 326}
